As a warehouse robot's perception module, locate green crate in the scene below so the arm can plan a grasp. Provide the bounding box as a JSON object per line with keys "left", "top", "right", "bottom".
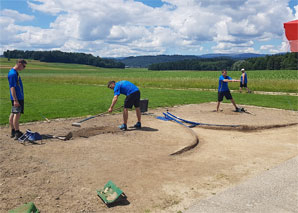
{"left": 8, "top": 202, "right": 39, "bottom": 213}
{"left": 97, "top": 180, "right": 126, "bottom": 205}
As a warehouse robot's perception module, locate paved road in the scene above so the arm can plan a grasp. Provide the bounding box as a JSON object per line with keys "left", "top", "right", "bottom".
{"left": 185, "top": 156, "right": 298, "bottom": 213}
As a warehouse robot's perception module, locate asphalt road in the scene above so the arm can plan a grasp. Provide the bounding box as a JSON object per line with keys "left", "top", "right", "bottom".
{"left": 185, "top": 156, "right": 298, "bottom": 213}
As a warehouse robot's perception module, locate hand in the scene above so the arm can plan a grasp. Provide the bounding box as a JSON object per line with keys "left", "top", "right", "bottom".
{"left": 108, "top": 107, "right": 113, "bottom": 113}
{"left": 14, "top": 100, "right": 20, "bottom": 107}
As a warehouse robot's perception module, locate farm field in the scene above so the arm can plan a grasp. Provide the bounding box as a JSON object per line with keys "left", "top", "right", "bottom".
{"left": 0, "top": 59, "right": 298, "bottom": 213}
{"left": 0, "top": 58, "right": 297, "bottom": 124}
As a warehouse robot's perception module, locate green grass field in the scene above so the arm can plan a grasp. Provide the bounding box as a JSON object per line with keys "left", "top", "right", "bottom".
{"left": 0, "top": 58, "right": 297, "bottom": 125}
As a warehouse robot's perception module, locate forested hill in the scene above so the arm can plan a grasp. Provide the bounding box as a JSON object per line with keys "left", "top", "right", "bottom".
{"left": 148, "top": 52, "right": 297, "bottom": 71}
{"left": 118, "top": 55, "right": 199, "bottom": 68}
{"left": 117, "top": 53, "right": 267, "bottom": 68}
{"left": 3, "top": 50, "right": 125, "bottom": 68}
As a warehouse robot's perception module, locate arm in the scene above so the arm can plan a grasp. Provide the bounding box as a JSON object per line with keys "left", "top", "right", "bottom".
{"left": 10, "top": 87, "right": 20, "bottom": 107}
{"left": 223, "top": 79, "right": 240, "bottom": 82}
{"left": 242, "top": 73, "right": 245, "bottom": 84}
{"left": 108, "top": 95, "right": 119, "bottom": 112}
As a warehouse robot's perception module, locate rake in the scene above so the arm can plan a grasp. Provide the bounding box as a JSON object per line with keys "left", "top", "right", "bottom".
{"left": 72, "top": 106, "right": 123, "bottom": 127}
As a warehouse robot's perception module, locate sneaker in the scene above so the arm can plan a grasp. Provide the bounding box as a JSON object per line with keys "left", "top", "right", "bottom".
{"left": 119, "top": 124, "right": 127, "bottom": 131}
{"left": 134, "top": 122, "right": 141, "bottom": 129}
{"left": 235, "top": 107, "right": 241, "bottom": 112}
{"left": 10, "top": 129, "right": 16, "bottom": 138}
{"left": 14, "top": 130, "right": 24, "bottom": 140}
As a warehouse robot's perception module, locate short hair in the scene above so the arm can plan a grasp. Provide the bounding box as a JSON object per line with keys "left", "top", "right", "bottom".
{"left": 17, "top": 59, "right": 27, "bottom": 65}
{"left": 107, "top": 81, "right": 115, "bottom": 88}
{"left": 222, "top": 69, "right": 227, "bottom": 73}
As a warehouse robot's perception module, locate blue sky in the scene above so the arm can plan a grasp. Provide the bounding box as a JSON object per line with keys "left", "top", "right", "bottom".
{"left": 0, "top": 0, "right": 297, "bottom": 57}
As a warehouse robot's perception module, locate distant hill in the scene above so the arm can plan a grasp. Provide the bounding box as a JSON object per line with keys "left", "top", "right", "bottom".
{"left": 199, "top": 53, "right": 267, "bottom": 59}
{"left": 117, "top": 53, "right": 268, "bottom": 68}
{"left": 118, "top": 55, "right": 199, "bottom": 68}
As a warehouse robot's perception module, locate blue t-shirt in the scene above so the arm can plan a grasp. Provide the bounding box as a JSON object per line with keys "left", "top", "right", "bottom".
{"left": 114, "top": 80, "right": 139, "bottom": 96}
{"left": 218, "top": 75, "right": 232, "bottom": 92}
{"left": 241, "top": 73, "right": 247, "bottom": 83}
{"left": 8, "top": 68, "right": 24, "bottom": 100}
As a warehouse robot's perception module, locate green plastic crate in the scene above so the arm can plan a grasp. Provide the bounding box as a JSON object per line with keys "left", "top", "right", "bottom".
{"left": 97, "top": 180, "right": 126, "bottom": 205}
{"left": 8, "top": 202, "right": 39, "bottom": 213}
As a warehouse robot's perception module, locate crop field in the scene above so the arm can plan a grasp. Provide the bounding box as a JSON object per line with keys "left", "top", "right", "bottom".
{"left": 0, "top": 58, "right": 297, "bottom": 124}
{"left": 1, "top": 58, "right": 298, "bottom": 213}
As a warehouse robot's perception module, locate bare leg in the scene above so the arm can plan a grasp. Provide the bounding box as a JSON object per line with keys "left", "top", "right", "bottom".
{"left": 13, "top": 113, "right": 21, "bottom": 130}
{"left": 230, "top": 99, "right": 238, "bottom": 110}
{"left": 216, "top": 101, "right": 221, "bottom": 112}
{"left": 135, "top": 107, "right": 141, "bottom": 122}
{"left": 123, "top": 108, "right": 128, "bottom": 125}
{"left": 239, "top": 87, "right": 242, "bottom": 93}
{"left": 9, "top": 113, "right": 14, "bottom": 130}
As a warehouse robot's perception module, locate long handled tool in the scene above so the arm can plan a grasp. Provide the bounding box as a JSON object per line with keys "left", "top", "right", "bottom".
{"left": 42, "top": 132, "right": 73, "bottom": 141}
{"left": 72, "top": 106, "right": 123, "bottom": 127}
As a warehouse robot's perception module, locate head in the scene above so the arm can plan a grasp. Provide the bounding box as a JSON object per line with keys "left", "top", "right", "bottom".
{"left": 221, "top": 69, "right": 227, "bottom": 77}
{"left": 241, "top": 68, "right": 245, "bottom": 73}
{"left": 15, "top": 59, "right": 27, "bottom": 71}
{"left": 107, "top": 81, "right": 116, "bottom": 90}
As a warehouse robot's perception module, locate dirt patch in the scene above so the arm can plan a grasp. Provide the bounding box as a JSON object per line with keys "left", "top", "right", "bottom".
{"left": 1, "top": 103, "right": 298, "bottom": 213}
{"left": 197, "top": 122, "right": 298, "bottom": 132}
{"left": 71, "top": 126, "right": 122, "bottom": 138}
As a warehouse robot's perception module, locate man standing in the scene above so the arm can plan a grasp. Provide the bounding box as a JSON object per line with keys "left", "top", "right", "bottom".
{"left": 108, "top": 80, "right": 141, "bottom": 130}
{"left": 216, "top": 70, "right": 241, "bottom": 112}
{"left": 8, "top": 59, "right": 27, "bottom": 139}
{"left": 239, "top": 68, "right": 251, "bottom": 93}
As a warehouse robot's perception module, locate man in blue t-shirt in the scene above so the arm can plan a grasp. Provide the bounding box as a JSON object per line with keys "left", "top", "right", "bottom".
{"left": 239, "top": 68, "right": 251, "bottom": 93}
{"left": 108, "top": 80, "right": 141, "bottom": 130}
{"left": 8, "top": 59, "right": 27, "bottom": 139}
{"left": 217, "top": 70, "right": 241, "bottom": 112}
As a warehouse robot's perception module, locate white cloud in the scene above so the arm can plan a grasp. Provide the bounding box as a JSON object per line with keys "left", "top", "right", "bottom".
{"left": 260, "top": 45, "right": 275, "bottom": 50}
{"left": 0, "top": 9, "right": 34, "bottom": 22}
{"left": 1, "top": 0, "right": 297, "bottom": 56}
{"left": 28, "top": 0, "right": 64, "bottom": 15}
{"left": 295, "top": 5, "right": 298, "bottom": 18}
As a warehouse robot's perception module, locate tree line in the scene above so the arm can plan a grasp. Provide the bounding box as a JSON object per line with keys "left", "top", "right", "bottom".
{"left": 3, "top": 50, "right": 125, "bottom": 68}
{"left": 148, "top": 52, "right": 298, "bottom": 71}
{"left": 121, "top": 55, "right": 199, "bottom": 68}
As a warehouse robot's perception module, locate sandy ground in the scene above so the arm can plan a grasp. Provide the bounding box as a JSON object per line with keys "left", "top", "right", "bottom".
{"left": 1, "top": 102, "right": 298, "bottom": 213}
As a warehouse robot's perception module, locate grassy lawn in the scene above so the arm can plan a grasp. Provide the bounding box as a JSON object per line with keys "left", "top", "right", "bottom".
{"left": 0, "top": 58, "right": 297, "bottom": 125}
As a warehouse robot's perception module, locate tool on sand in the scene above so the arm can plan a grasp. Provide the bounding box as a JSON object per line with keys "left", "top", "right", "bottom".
{"left": 42, "top": 115, "right": 50, "bottom": 122}
{"left": 18, "top": 130, "right": 73, "bottom": 144}
{"left": 72, "top": 106, "right": 123, "bottom": 127}
{"left": 44, "top": 132, "right": 73, "bottom": 141}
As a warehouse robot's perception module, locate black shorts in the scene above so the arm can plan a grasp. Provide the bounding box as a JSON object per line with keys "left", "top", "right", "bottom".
{"left": 124, "top": 91, "right": 140, "bottom": 109}
{"left": 11, "top": 100, "right": 24, "bottom": 114}
{"left": 218, "top": 91, "right": 232, "bottom": 102}
{"left": 240, "top": 82, "right": 247, "bottom": 88}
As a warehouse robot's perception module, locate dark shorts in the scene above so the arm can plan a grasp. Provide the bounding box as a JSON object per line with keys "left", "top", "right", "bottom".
{"left": 11, "top": 100, "right": 24, "bottom": 114}
{"left": 124, "top": 90, "right": 140, "bottom": 109}
{"left": 218, "top": 91, "right": 232, "bottom": 102}
{"left": 240, "top": 82, "right": 247, "bottom": 88}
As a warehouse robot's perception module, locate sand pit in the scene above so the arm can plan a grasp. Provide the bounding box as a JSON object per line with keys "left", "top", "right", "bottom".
{"left": 1, "top": 103, "right": 297, "bottom": 212}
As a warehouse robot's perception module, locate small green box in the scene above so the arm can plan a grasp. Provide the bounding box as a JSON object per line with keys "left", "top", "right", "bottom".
{"left": 9, "top": 202, "right": 39, "bottom": 213}
{"left": 97, "top": 180, "right": 127, "bottom": 206}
